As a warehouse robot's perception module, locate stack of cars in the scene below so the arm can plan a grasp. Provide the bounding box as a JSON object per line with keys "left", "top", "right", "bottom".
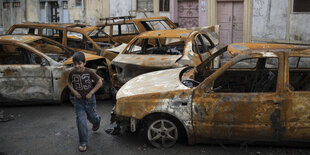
{"left": 3, "top": 16, "right": 310, "bottom": 148}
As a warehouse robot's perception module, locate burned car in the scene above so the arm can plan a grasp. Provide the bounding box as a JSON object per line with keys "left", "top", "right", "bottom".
{"left": 110, "top": 29, "right": 218, "bottom": 88}
{"left": 0, "top": 35, "right": 110, "bottom": 104}
{"left": 111, "top": 43, "right": 310, "bottom": 148}
{"left": 5, "top": 23, "right": 118, "bottom": 61}
{"left": 93, "top": 16, "right": 178, "bottom": 44}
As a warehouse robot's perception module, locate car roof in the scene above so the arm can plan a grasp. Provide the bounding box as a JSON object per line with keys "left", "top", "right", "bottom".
{"left": 137, "top": 29, "right": 194, "bottom": 39}
{"left": 0, "top": 35, "right": 43, "bottom": 43}
{"left": 96, "top": 16, "right": 173, "bottom": 26}
{"left": 9, "top": 23, "right": 96, "bottom": 34}
{"left": 228, "top": 43, "right": 310, "bottom": 55}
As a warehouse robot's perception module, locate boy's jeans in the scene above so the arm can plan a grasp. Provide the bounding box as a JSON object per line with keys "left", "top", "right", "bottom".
{"left": 74, "top": 95, "right": 100, "bottom": 145}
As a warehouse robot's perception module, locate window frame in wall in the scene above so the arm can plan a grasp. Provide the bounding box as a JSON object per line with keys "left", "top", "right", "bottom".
{"left": 75, "top": 0, "right": 83, "bottom": 8}
{"left": 292, "top": 0, "right": 310, "bottom": 13}
{"left": 159, "top": 0, "right": 169, "bottom": 12}
{"left": 137, "top": 0, "right": 153, "bottom": 11}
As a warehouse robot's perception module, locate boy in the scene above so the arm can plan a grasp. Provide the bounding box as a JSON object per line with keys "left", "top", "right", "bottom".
{"left": 67, "top": 52, "right": 103, "bottom": 152}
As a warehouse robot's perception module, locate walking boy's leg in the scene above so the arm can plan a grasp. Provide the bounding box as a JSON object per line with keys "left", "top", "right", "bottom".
{"left": 85, "top": 95, "right": 101, "bottom": 131}
{"left": 74, "top": 102, "right": 89, "bottom": 145}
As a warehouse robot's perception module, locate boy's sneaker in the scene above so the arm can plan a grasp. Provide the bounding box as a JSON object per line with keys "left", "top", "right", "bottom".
{"left": 92, "top": 116, "right": 101, "bottom": 131}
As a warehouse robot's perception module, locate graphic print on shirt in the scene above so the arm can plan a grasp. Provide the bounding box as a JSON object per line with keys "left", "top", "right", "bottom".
{"left": 72, "top": 74, "right": 91, "bottom": 90}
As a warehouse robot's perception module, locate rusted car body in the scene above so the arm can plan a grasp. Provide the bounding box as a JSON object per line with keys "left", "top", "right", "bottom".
{"left": 0, "top": 35, "right": 109, "bottom": 104}
{"left": 94, "top": 16, "right": 178, "bottom": 44}
{"left": 110, "top": 29, "right": 218, "bottom": 88}
{"left": 5, "top": 23, "right": 118, "bottom": 61}
{"left": 94, "top": 16, "right": 219, "bottom": 54}
{"left": 111, "top": 43, "right": 310, "bottom": 148}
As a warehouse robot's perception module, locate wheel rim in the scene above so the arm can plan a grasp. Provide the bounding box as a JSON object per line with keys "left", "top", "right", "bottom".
{"left": 147, "top": 119, "right": 178, "bottom": 148}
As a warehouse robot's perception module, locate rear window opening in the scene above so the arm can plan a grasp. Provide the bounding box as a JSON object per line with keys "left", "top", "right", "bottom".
{"left": 289, "top": 57, "right": 310, "bottom": 91}
{"left": 125, "top": 38, "right": 185, "bottom": 55}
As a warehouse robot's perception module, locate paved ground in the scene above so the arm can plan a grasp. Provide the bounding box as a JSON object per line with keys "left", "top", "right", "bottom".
{"left": 1, "top": 100, "right": 310, "bottom": 155}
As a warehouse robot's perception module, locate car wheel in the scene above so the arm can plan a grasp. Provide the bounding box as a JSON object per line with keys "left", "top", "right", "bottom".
{"left": 147, "top": 118, "right": 178, "bottom": 148}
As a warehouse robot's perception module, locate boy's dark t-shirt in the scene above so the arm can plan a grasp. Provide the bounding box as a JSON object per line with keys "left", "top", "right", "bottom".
{"left": 68, "top": 68, "right": 100, "bottom": 99}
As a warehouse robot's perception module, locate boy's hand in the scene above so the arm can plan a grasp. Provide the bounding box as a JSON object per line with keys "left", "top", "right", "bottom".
{"left": 86, "top": 92, "right": 93, "bottom": 100}
{"left": 74, "top": 92, "right": 82, "bottom": 99}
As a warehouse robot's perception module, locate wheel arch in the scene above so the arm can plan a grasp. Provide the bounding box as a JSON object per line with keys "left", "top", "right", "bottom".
{"left": 141, "top": 112, "right": 189, "bottom": 143}
{"left": 60, "top": 86, "right": 70, "bottom": 103}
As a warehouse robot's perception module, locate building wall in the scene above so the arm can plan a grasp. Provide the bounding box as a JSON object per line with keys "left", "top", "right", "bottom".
{"left": 251, "top": 0, "right": 310, "bottom": 44}
{"left": 110, "top": 0, "right": 135, "bottom": 17}
{"left": 0, "top": 0, "right": 3, "bottom": 33}
{"left": 1, "top": 0, "right": 27, "bottom": 33}
{"left": 68, "top": 0, "right": 109, "bottom": 25}
{"left": 205, "top": 0, "right": 309, "bottom": 44}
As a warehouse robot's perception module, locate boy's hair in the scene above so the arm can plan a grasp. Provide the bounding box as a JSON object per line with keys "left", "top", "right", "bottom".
{"left": 72, "top": 52, "right": 86, "bottom": 63}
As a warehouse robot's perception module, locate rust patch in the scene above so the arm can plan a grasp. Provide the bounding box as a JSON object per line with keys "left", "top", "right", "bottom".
{"left": 57, "top": 70, "right": 70, "bottom": 90}
{"left": 4, "top": 68, "right": 17, "bottom": 76}
{"left": 136, "top": 57, "right": 141, "bottom": 60}
{"left": 148, "top": 57, "right": 155, "bottom": 61}
{"left": 161, "top": 58, "right": 168, "bottom": 60}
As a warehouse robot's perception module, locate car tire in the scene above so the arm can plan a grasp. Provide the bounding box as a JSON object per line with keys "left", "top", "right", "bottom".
{"left": 146, "top": 118, "right": 179, "bottom": 148}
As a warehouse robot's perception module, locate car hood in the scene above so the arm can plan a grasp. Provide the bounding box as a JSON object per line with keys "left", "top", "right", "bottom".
{"left": 105, "top": 43, "right": 128, "bottom": 53}
{"left": 112, "top": 54, "right": 182, "bottom": 68}
{"left": 62, "top": 52, "right": 105, "bottom": 65}
{"left": 117, "top": 67, "right": 189, "bottom": 99}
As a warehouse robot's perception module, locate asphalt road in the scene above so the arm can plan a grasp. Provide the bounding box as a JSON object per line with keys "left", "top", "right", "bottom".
{"left": 0, "top": 100, "right": 310, "bottom": 155}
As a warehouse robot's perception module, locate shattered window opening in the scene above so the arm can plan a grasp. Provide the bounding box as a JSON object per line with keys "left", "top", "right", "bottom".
{"left": 141, "top": 20, "right": 172, "bottom": 31}
{"left": 289, "top": 57, "right": 310, "bottom": 91}
{"left": 193, "top": 34, "right": 212, "bottom": 56}
{"left": 0, "top": 44, "right": 47, "bottom": 65}
{"left": 125, "top": 37, "right": 185, "bottom": 55}
{"left": 120, "top": 24, "right": 139, "bottom": 35}
{"left": 28, "top": 38, "right": 72, "bottom": 62}
{"left": 213, "top": 57, "right": 279, "bottom": 93}
{"left": 11, "top": 28, "right": 39, "bottom": 35}
{"left": 66, "top": 31, "right": 86, "bottom": 49}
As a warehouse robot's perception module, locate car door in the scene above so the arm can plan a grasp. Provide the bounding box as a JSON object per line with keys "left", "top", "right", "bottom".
{"left": 191, "top": 54, "right": 284, "bottom": 143}
{"left": 282, "top": 54, "right": 310, "bottom": 141}
{"left": 193, "top": 34, "right": 214, "bottom": 61}
{"left": 0, "top": 42, "right": 53, "bottom": 102}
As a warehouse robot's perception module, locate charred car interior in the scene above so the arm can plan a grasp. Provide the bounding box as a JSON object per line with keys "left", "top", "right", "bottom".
{"left": 110, "top": 29, "right": 217, "bottom": 88}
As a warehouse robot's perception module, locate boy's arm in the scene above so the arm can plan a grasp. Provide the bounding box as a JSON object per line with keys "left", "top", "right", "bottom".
{"left": 67, "top": 72, "right": 82, "bottom": 99}
{"left": 68, "top": 81, "right": 82, "bottom": 99}
{"left": 86, "top": 72, "right": 103, "bottom": 99}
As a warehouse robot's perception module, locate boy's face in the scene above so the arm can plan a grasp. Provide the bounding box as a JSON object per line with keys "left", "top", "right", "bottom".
{"left": 73, "top": 61, "right": 86, "bottom": 72}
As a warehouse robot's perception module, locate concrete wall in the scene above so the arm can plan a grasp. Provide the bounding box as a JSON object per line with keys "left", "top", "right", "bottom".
{"left": 1, "top": 0, "right": 28, "bottom": 33}
{"left": 289, "top": 13, "right": 310, "bottom": 43}
{"left": 0, "top": 0, "right": 3, "bottom": 34}
{"left": 251, "top": 0, "right": 310, "bottom": 44}
{"left": 69, "top": 0, "right": 109, "bottom": 25}
{"left": 110, "top": 0, "right": 135, "bottom": 17}
{"left": 108, "top": 0, "right": 171, "bottom": 19}
{"left": 26, "top": 0, "right": 39, "bottom": 22}
{"left": 252, "top": 0, "right": 287, "bottom": 40}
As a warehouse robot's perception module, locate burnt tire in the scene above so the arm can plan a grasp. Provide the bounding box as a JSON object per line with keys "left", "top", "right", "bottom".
{"left": 146, "top": 118, "right": 179, "bottom": 148}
